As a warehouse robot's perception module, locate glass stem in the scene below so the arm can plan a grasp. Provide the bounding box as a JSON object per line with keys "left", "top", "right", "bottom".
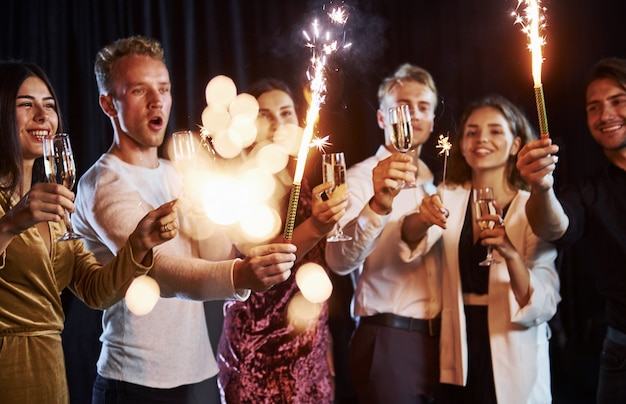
{"left": 63, "top": 209, "right": 75, "bottom": 233}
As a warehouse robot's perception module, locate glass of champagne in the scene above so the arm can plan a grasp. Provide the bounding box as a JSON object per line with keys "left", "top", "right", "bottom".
{"left": 42, "top": 133, "right": 83, "bottom": 241}
{"left": 472, "top": 187, "right": 501, "bottom": 266}
{"left": 171, "top": 130, "right": 197, "bottom": 162}
{"left": 388, "top": 104, "right": 415, "bottom": 189}
{"left": 322, "top": 152, "right": 352, "bottom": 242}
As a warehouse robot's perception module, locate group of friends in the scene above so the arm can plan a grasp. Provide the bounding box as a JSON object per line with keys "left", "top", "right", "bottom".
{"left": 0, "top": 34, "right": 624, "bottom": 404}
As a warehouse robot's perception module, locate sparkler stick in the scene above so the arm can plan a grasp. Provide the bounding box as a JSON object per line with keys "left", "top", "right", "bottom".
{"left": 283, "top": 6, "right": 350, "bottom": 240}
{"left": 514, "top": 0, "right": 549, "bottom": 137}
{"left": 436, "top": 133, "right": 452, "bottom": 204}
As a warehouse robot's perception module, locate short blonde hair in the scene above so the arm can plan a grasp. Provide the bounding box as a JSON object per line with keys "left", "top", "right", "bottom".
{"left": 377, "top": 63, "right": 438, "bottom": 107}
{"left": 94, "top": 35, "right": 165, "bottom": 95}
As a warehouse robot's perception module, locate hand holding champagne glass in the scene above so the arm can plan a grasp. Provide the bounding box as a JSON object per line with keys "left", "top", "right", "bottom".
{"left": 42, "top": 133, "right": 83, "bottom": 241}
{"left": 473, "top": 187, "right": 501, "bottom": 266}
{"left": 388, "top": 104, "right": 416, "bottom": 189}
{"left": 322, "top": 152, "right": 352, "bottom": 242}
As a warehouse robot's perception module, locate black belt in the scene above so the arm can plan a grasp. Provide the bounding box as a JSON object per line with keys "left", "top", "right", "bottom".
{"left": 360, "top": 313, "right": 441, "bottom": 336}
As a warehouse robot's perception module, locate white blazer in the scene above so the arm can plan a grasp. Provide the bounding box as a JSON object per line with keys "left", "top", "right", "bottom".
{"left": 422, "top": 184, "right": 561, "bottom": 404}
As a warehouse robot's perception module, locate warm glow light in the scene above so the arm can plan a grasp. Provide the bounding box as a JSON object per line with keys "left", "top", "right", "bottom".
{"left": 253, "top": 142, "right": 290, "bottom": 174}
{"left": 287, "top": 292, "right": 323, "bottom": 332}
{"left": 513, "top": 0, "right": 546, "bottom": 86}
{"left": 513, "top": 0, "right": 549, "bottom": 136}
{"left": 202, "top": 175, "right": 244, "bottom": 225}
{"left": 295, "top": 262, "right": 333, "bottom": 303}
{"left": 125, "top": 275, "right": 160, "bottom": 316}
{"left": 229, "top": 93, "right": 259, "bottom": 121}
{"left": 205, "top": 75, "right": 237, "bottom": 109}
{"left": 201, "top": 107, "right": 231, "bottom": 134}
{"left": 211, "top": 127, "right": 244, "bottom": 159}
{"left": 240, "top": 204, "right": 281, "bottom": 241}
{"left": 284, "top": 4, "right": 350, "bottom": 240}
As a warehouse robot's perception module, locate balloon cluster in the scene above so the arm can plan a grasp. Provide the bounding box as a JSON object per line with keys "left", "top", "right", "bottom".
{"left": 201, "top": 75, "right": 258, "bottom": 158}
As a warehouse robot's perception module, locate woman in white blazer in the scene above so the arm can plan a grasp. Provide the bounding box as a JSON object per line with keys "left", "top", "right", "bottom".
{"left": 400, "top": 94, "right": 561, "bottom": 403}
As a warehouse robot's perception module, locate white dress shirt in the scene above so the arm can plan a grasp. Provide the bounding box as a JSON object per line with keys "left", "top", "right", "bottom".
{"left": 325, "top": 145, "right": 441, "bottom": 320}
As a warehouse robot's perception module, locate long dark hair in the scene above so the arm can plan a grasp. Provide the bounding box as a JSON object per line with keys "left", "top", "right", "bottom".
{"left": 447, "top": 94, "right": 536, "bottom": 190}
{"left": 246, "top": 78, "right": 305, "bottom": 125}
{"left": 0, "top": 61, "right": 63, "bottom": 197}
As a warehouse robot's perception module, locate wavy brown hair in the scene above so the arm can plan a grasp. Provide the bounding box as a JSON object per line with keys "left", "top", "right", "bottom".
{"left": 446, "top": 94, "right": 536, "bottom": 190}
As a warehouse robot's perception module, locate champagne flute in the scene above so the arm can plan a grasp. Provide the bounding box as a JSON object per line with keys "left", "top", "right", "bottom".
{"left": 472, "top": 187, "right": 501, "bottom": 266}
{"left": 171, "top": 130, "right": 197, "bottom": 162}
{"left": 388, "top": 104, "right": 416, "bottom": 189}
{"left": 322, "top": 152, "right": 352, "bottom": 242}
{"left": 42, "top": 133, "right": 83, "bottom": 241}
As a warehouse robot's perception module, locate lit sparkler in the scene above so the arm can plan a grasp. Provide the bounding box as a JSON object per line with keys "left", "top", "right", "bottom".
{"left": 310, "top": 135, "right": 331, "bottom": 154}
{"left": 436, "top": 133, "right": 452, "bottom": 204}
{"left": 283, "top": 4, "right": 350, "bottom": 240}
{"left": 513, "top": 0, "right": 549, "bottom": 137}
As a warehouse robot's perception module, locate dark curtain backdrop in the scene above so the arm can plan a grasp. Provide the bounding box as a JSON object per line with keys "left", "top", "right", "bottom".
{"left": 2, "top": 1, "right": 625, "bottom": 403}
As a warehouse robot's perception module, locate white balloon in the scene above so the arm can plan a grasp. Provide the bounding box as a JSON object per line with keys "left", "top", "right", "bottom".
{"left": 229, "top": 93, "right": 259, "bottom": 121}
{"left": 254, "top": 143, "right": 289, "bottom": 174}
{"left": 205, "top": 75, "right": 237, "bottom": 108}
{"left": 212, "top": 127, "right": 244, "bottom": 159}
{"left": 295, "top": 262, "right": 333, "bottom": 303}
{"left": 125, "top": 275, "right": 160, "bottom": 316}
{"left": 201, "top": 106, "right": 231, "bottom": 134}
{"left": 230, "top": 115, "right": 257, "bottom": 148}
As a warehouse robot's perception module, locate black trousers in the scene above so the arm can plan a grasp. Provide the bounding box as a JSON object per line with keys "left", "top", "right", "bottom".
{"left": 349, "top": 319, "right": 439, "bottom": 404}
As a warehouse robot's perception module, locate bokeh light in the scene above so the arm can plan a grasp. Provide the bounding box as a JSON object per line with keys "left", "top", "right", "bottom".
{"left": 295, "top": 262, "right": 333, "bottom": 303}
{"left": 125, "top": 275, "right": 160, "bottom": 316}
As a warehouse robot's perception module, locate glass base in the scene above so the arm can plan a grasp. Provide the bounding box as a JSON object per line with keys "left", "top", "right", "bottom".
{"left": 396, "top": 180, "right": 417, "bottom": 190}
{"left": 326, "top": 234, "right": 352, "bottom": 243}
{"left": 478, "top": 257, "right": 500, "bottom": 266}
{"left": 57, "top": 232, "right": 84, "bottom": 242}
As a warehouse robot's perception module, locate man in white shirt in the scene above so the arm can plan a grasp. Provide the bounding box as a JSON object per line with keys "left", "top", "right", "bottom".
{"left": 325, "top": 63, "right": 442, "bottom": 404}
{"left": 73, "top": 35, "right": 296, "bottom": 403}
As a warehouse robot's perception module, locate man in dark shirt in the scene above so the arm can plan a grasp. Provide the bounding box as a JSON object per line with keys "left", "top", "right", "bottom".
{"left": 516, "top": 57, "right": 626, "bottom": 404}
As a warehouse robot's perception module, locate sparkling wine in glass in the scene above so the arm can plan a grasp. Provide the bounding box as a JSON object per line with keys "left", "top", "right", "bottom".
{"left": 388, "top": 104, "right": 416, "bottom": 189}
{"left": 172, "top": 130, "right": 197, "bottom": 162}
{"left": 473, "top": 187, "right": 500, "bottom": 266}
{"left": 322, "top": 152, "right": 352, "bottom": 242}
{"left": 42, "top": 133, "right": 83, "bottom": 241}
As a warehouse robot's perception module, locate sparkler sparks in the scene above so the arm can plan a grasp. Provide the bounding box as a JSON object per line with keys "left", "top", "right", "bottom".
{"left": 283, "top": 3, "right": 350, "bottom": 240}
{"left": 436, "top": 133, "right": 452, "bottom": 205}
{"left": 436, "top": 133, "right": 452, "bottom": 157}
{"left": 513, "top": 0, "right": 550, "bottom": 136}
{"left": 310, "top": 135, "right": 331, "bottom": 154}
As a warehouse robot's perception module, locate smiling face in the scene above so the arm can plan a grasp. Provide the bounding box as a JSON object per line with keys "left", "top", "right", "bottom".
{"left": 101, "top": 54, "right": 172, "bottom": 151}
{"left": 377, "top": 80, "right": 436, "bottom": 150}
{"left": 16, "top": 76, "right": 59, "bottom": 160}
{"left": 586, "top": 77, "right": 626, "bottom": 155}
{"left": 460, "top": 106, "right": 521, "bottom": 175}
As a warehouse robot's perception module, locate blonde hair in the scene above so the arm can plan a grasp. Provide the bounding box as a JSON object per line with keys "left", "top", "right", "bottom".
{"left": 94, "top": 35, "right": 165, "bottom": 95}
{"left": 377, "top": 63, "right": 438, "bottom": 107}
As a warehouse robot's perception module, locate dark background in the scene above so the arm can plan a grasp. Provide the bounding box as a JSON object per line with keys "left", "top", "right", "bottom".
{"left": 2, "top": 0, "right": 625, "bottom": 403}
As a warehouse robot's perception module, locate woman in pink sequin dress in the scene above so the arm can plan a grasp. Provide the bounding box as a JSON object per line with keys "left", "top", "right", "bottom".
{"left": 217, "top": 79, "right": 348, "bottom": 403}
